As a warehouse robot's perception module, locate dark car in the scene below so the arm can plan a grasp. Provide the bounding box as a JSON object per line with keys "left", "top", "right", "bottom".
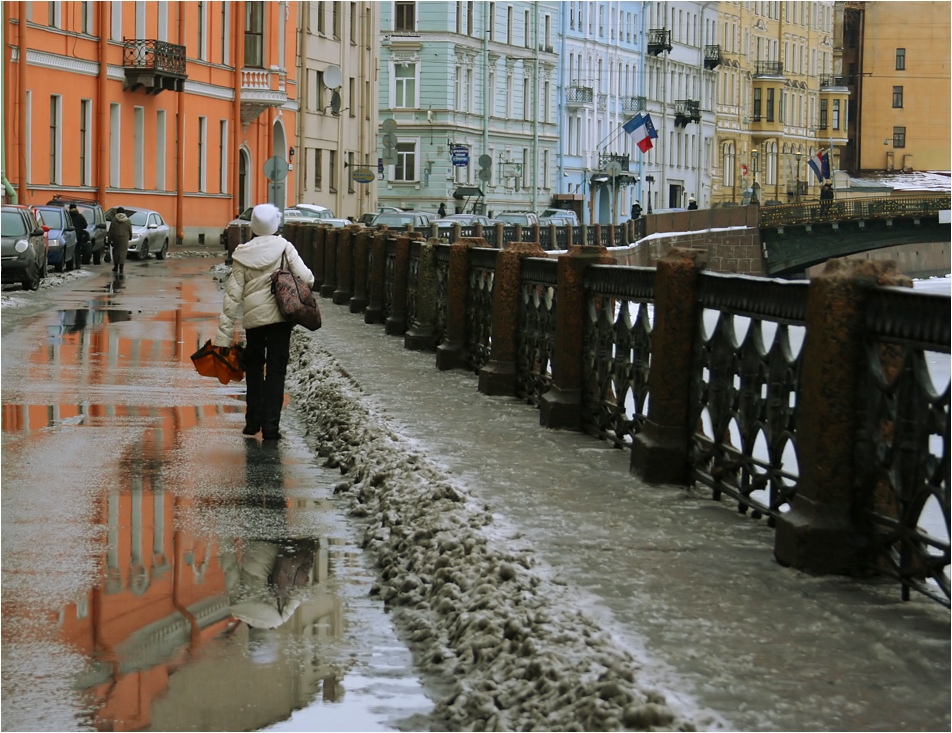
{"left": 46, "top": 196, "right": 108, "bottom": 265}
{"left": 31, "top": 205, "right": 80, "bottom": 272}
{"left": 1, "top": 205, "right": 48, "bottom": 290}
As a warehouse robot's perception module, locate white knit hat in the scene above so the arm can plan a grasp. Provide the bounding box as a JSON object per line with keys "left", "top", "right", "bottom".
{"left": 250, "top": 203, "right": 281, "bottom": 236}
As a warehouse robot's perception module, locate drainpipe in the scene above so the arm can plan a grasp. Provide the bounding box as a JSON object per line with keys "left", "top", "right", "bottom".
{"left": 638, "top": 2, "right": 648, "bottom": 212}
{"left": 17, "top": 2, "right": 27, "bottom": 203}
{"left": 98, "top": 5, "right": 108, "bottom": 207}
{"left": 557, "top": 5, "right": 566, "bottom": 192}
{"left": 1, "top": 4, "right": 14, "bottom": 203}
{"left": 175, "top": 3, "right": 185, "bottom": 245}
{"left": 532, "top": 5, "right": 539, "bottom": 213}
{"left": 233, "top": 3, "right": 243, "bottom": 215}
{"left": 482, "top": 4, "right": 489, "bottom": 201}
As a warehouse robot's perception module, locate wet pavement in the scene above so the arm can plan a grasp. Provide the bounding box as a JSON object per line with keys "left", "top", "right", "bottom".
{"left": 1, "top": 257, "right": 434, "bottom": 732}
{"left": 2, "top": 255, "right": 949, "bottom": 732}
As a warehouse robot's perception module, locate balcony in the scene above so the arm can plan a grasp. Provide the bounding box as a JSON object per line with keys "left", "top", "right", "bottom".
{"left": 597, "top": 93, "right": 608, "bottom": 111}
{"left": 674, "top": 99, "right": 701, "bottom": 127}
{"left": 566, "top": 85, "right": 594, "bottom": 106}
{"left": 754, "top": 61, "right": 783, "bottom": 77}
{"left": 621, "top": 96, "right": 647, "bottom": 112}
{"left": 704, "top": 44, "right": 723, "bottom": 70}
{"left": 820, "top": 74, "right": 850, "bottom": 88}
{"left": 240, "top": 68, "right": 289, "bottom": 126}
{"left": 647, "top": 28, "right": 672, "bottom": 56}
{"left": 122, "top": 39, "right": 187, "bottom": 94}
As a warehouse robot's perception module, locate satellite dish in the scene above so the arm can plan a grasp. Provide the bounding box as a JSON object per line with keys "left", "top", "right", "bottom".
{"left": 330, "top": 91, "right": 342, "bottom": 115}
{"left": 324, "top": 65, "right": 342, "bottom": 89}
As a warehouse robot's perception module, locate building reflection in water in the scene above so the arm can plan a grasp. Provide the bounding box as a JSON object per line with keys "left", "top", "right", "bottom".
{"left": 3, "top": 297, "right": 347, "bottom": 731}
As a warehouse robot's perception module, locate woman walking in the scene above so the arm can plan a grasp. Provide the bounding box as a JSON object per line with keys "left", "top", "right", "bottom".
{"left": 109, "top": 207, "right": 133, "bottom": 275}
{"left": 214, "top": 203, "right": 314, "bottom": 440}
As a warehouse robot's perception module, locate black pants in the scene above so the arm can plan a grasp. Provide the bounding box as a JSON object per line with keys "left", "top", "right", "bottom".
{"left": 244, "top": 320, "right": 294, "bottom": 435}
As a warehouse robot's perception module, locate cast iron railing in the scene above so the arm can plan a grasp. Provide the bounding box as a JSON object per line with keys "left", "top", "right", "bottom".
{"left": 759, "top": 194, "right": 951, "bottom": 227}
{"left": 517, "top": 257, "right": 558, "bottom": 405}
{"left": 690, "top": 273, "right": 809, "bottom": 522}
{"left": 855, "top": 285, "right": 951, "bottom": 606}
{"left": 122, "top": 38, "right": 186, "bottom": 74}
{"left": 581, "top": 265, "right": 656, "bottom": 448}
{"left": 466, "top": 248, "right": 498, "bottom": 373}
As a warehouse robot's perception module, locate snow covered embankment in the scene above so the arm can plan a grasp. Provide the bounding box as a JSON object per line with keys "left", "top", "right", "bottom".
{"left": 286, "top": 333, "right": 696, "bottom": 732}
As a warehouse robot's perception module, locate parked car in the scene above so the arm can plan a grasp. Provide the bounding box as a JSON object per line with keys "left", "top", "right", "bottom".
{"left": 538, "top": 209, "right": 580, "bottom": 227}
{"left": 105, "top": 207, "right": 171, "bottom": 260}
{"left": 433, "top": 214, "right": 503, "bottom": 228}
{"left": 46, "top": 195, "right": 108, "bottom": 264}
{"left": 358, "top": 206, "right": 404, "bottom": 225}
{"left": 371, "top": 210, "right": 437, "bottom": 230}
{"left": 495, "top": 211, "right": 541, "bottom": 227}
{"left": 286, "top": 205, "right": 352, "bottom": 227}
{"left": 1, "top": 205, "right": 48, "bottom": 290}
{"left": 31, "top": 205, "right": 80, "bottom": 272}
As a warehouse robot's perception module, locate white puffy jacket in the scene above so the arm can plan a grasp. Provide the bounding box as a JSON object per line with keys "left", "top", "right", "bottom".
{"left": 214, "top": 235, "right": 315, "bottom": 346}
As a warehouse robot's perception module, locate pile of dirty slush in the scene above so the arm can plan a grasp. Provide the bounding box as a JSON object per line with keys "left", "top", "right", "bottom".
{"left": 286, "top": 332, "right": 696, "bottom": 732}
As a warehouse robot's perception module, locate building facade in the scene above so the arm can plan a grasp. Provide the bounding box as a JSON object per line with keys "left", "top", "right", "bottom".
{"left": 2, "top": 1, "right": 298, "bottom": 245}
{"left": 376, "top": 1, "right": 560, "bottom": 219}
{"left": 710, "top": 1, "right": 845, "bottom": 206}
{"left": 846, "top": 1, "right": 950, "bottom": 173}
{"left": 295, "top": 2, "right": 380, "bottom": 220}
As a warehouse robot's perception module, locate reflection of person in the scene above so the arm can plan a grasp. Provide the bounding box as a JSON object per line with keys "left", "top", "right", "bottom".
{"left": 214, "top": 203, "right": 314, "bottom": 440}
{"left": 687, "top": 196, "right": 698, "bottom": 210}
{"left": 68, "top": 205, "right": 89, "bottom": 264}
{"left": 438, "top": 202, "right": 447, "bottom": 218}
{"left": 109, "top": 207, "right": 133, "bottom": 276}
{"left": 819, "top": 182, "right": 834, "bottom": 216}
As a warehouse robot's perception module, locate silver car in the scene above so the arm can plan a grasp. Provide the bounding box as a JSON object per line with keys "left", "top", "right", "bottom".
{"left": 372, "top": 210, "right": 436, "bottom": 229}
{"left": 106, "top": 207, "right": 172, "bottom": 260}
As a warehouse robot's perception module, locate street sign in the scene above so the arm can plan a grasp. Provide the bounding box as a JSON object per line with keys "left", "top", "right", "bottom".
{"left": 382, "top": 132, "right": 398, "bottom": 149}
{"left": 263, "top": 156, "right": 289, "bottom": 182}
{"left": 381, "top": 118, "right": 398, "bottom": 133}
{"left": 451, "top": 145, "right": 469, "bottom": 167}
{"left": 741, "top": 164, "right": 749, "bottom": 177}
{"left": 381, "top": 148, "right": 399, "bottom": 166}
{"left": 352, "top": 166, "right": 375, "bottom": 184}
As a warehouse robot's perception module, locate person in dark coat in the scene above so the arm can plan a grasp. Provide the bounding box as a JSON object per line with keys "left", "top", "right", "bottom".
{"left": 438, "top": 202, "right": 447, "bottom": 218}
{"left": 819, "top": 182, "right": 834, "bottom": 216}
{"left": 687, "top": 196, "right": 698, "bottom": 210}
{"left": 68, "top": 205, "right": 89, "bottom": 266}
{"left": 108, "top": 208, "right": 133, "bottom": 275}
{"left": 630, "top": 202, "right": 642, "bottom": 219}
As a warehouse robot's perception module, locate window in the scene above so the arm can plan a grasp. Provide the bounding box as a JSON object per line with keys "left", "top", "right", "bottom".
{"left": 350, "top": 2, "right": 357, "bottom": 43}
{"left": 349, "top": 77, "right": 356, "bottom": 117}
{"left": 49, "top": 95, "right": 61, "bottom": 184}
{"left": 80, "top": 1, "right": 92, "bottom": 33}
{"left": 197, "top": 2, "right": 206, "bottom": 60}
{"left": 523, "top": 78, "right": 530, "bottom": 120}
{"left": 893, "top": 126, "right": 905, "bottom": 148}
{"left": 507, "top": 7, "right": 512, "bottom": 43}
{"left": 219, "top": 120, "right": 228, "bottom": 193}
{"left": 80, "top": 100, "right": 91, "bottom": 186}
{"left": 456, "top": 1, "right": 462, "bottom": 33}
{"left": 395, "top": 1, "right": 415, "bottom": 32}
{"left": 347, "top": 151, "right": 355, "bottom": 193}
{"left": 197, "top": 116, "right": 207, "bottom": 192}
{"left": 832, "top": 99, "right": 840, "bottom": 129}
{"left": 111, "top": 2, "right": 122, "bottom": 40}
{"left": 820, "top": 98, "right": 828, "bottom": 129}
{"left": 766, "top": 88, "right": 775, "bottom": 122}
{"left": 394, "top": 140, "right": 417, "bottom": 181}
{"left": 222, "top": 3, "right": 230, "bottom": 64}
{"left": 315, "top": 148, "right": 323, "bottom": 189}
{"left": 48, "top": 2, "right": 59, "bottom": 27}
{"left": 892, "top": 86, "right": 903, "bottom": 108}
{"left": 109, "top": 103, "right": 120, "bottom": 188}
{"left": 393, "top": 63, "right": 417, "bottom": 108}
{"left": 524, "top": 10, "right": 530, "bottom": 48}
{"left": 156, "top": 110, "right": 166, "bottom": 189}
{"left": 488, "top": 2, "right": 495, "bottom": 41}
{"left": 315, "top": 70, "right": 324, "bottom": 111}
{"left": 135, "top": 107, "right": 145, "bottom": 189}
{"left": 468, "top": 1, "right": 474, "bottom": 35}
{"left": 332, "top": 1, "right": 340, "bottom": 37}
{"left": 753, "top": 87, "right": 762, "bottom": 119}
{"left": 317, "top": 1, "right": 325, "bottom": 33}
{"left": 245, "top": 1, "right": 264, "bottom": 68}
{"left": 329, "top": 150, "right": 338, "bottom": 192}
{"left": 896, "top": 48, "right": 905, "bottom": 70}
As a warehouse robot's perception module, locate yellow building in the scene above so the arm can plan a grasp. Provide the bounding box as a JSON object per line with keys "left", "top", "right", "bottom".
{"left": 712, "top": 1, "right": 846, "bottom": 205}
{"left": 848, "top": 1, "right": 951, "bottom": 172}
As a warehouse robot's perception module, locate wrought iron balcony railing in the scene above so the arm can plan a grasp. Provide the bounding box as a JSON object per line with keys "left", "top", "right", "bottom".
{"left": 820, "top": 74, "right": 849, "bottom": 88}
{"left": 621, "top": 96, "right": 647, "bottom": 112}
{"left": 675, "top": 99, "right": 701, "bottom": 127}
{"left": 566, "top": 86, "right": 594, "bottom": 105}
{"left": 754, "top": 61, "right": 783, "bottom": 77}
{"left": 122, "top": 39, "right": 187, "bottom": 93}
{"left": 704, "top": 44, "right": 723, "bottom": 70}
{"left": 647, "top": 28, "right": 672, "bottom": 56}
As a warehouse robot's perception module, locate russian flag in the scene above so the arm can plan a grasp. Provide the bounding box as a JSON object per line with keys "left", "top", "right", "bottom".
{"left": 623, "top": 112, "right": 658, "bottom": 153}
{"left": 808, "top": 150, "right": 830, "bottom": 182}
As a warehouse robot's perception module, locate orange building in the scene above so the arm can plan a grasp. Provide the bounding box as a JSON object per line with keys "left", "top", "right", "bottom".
{"left": 2, "top": 1, "right": 298, "bottom": 246}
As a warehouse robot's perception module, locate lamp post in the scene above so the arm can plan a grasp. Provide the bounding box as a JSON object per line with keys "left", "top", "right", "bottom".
{"left": 751, "top": 149, "right": 759, "bottom": 204}
{"left": 645, "top": 174, "right": 654, "bottom": 214}
{"left": 794, "top": 146, "right": 802, "bottom": 204}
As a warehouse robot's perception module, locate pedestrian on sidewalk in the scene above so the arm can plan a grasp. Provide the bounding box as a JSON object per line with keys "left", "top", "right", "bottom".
{"left": 214, "top": 203, "right": 314, "bottom": 441}
{"left": 438, "top": 202, "right": 447, "bottom": 218}
{"left": 68, "top": 205, "right": 89, "bottom": 266}
{"left": 108, "top": 207, "right": 133, "bottom": 276}
{"left": 819, "top": 182, "right": 834, "bottom": 217}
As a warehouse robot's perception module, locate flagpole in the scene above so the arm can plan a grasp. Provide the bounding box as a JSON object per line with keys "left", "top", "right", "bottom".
{"left": 829, "top": 137, "right": 835, "bottom": 191}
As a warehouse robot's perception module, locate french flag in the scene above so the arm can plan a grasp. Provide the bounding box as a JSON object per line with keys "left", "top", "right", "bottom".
{"left": 808, "top": 150, "right": 831, "bottom": 182}
{"left": 623, "top": 112, "right": 658, "bottom": 153}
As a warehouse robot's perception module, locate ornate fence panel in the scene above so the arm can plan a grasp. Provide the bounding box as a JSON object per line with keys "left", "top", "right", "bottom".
{"left": 406, "top": 240, "right": 421, "bottom": 331}
{"left": 516, "top": 257, "right": 558, "bottom": 405}
{"left": 690, "top": 273, "right": 809, "bottom": 522}
{"left": 855, "top": 285, "right": 951, "bottom": 606}
{"left": 582, "top": 265, "right": 656, "bottom": 448}
{"left": 383, "top": 238, "right": 397, "bottom": 321}
{"left": 434, "top": 244, "right": 450, "bottom": 346}
{"left": 758, "top": 194, "right": 951, "bottom": 228}
{"left": 466, "top": 248, "right": 498, "bottom": 373}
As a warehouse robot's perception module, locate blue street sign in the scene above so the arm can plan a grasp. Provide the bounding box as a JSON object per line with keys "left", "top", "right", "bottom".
{"left": 451, "top": 145, "right": 469, "bottom": 167}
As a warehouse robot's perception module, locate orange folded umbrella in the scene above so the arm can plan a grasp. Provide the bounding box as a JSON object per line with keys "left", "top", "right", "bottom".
{"left": 191, "top": 339, "right": 245, "bottom": 384}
